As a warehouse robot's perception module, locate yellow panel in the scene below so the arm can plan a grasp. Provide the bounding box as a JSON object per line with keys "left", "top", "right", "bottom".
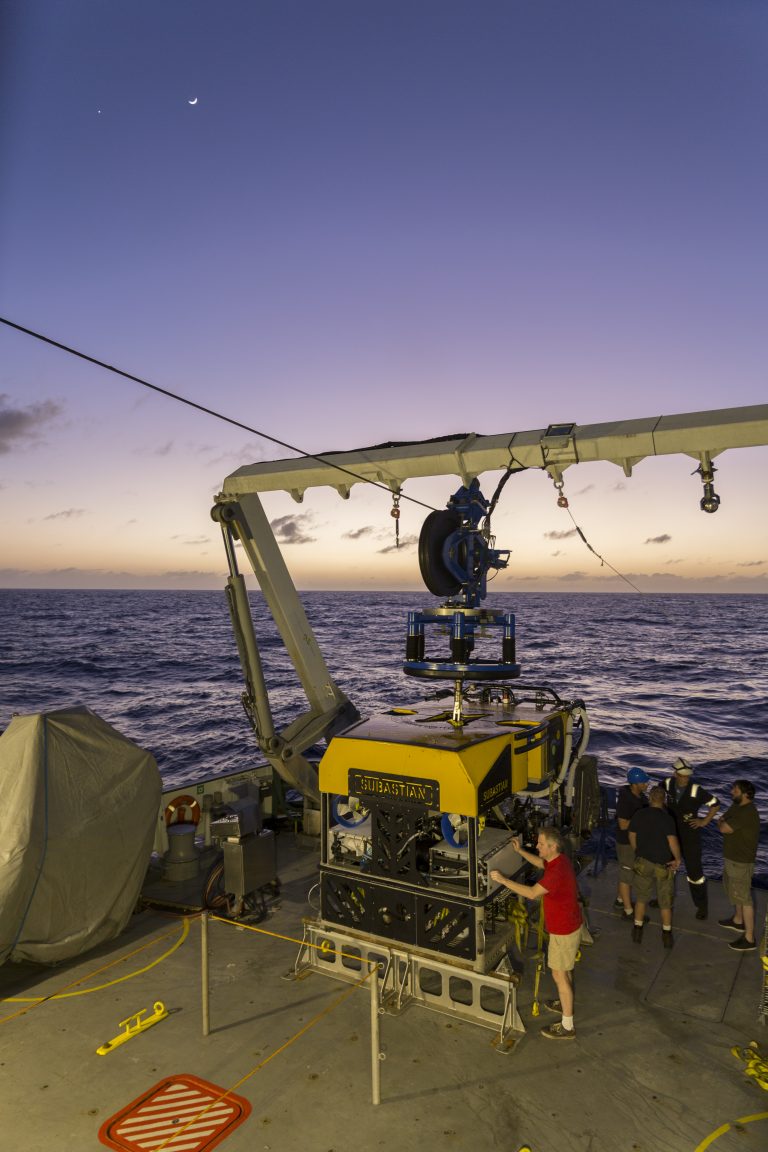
{"left": 320, "top": 731, "right": 527, "bottom": 816}
{"left": 320, "top": 737, "right": 477, "bottom": 813}
{"left": 461, "top": 736, "right": 529, "bottom": 795}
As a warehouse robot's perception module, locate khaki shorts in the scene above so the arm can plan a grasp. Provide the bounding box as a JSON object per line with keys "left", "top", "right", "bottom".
{"left": 617, "top": 842, "right": 635, "bottom": 876}
{"left": 547, "top": 926, "right": 582, "bottom": 972}
{"left": 723, "top": 859, "right": 754, "bottom": 906}
{"left": 633, "top": 856, "right": 674, "bottom": 909}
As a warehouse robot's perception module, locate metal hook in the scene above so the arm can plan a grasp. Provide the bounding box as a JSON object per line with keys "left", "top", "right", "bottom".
{"left": 693, "top": 455, "right": 720, "bottom": 513}
{"left": 390, "top": 491, "right": 401, "bottom": 546}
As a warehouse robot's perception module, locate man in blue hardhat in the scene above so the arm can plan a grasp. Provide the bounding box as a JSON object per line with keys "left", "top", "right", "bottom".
{"left": 614, "top": 767, "right": 651, "bottom": 918}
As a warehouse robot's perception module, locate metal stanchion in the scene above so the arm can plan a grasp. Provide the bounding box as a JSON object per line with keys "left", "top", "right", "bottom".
{"left": 370, "top": 962, "right": 381, "bottom": 1105}
{"left": 201, "top": 910, "right": 210, "bottom": 1037}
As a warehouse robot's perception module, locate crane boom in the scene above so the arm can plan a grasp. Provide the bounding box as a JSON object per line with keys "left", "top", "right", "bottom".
{"left": 219, "top": 403, "right": 768, "bottom": 500}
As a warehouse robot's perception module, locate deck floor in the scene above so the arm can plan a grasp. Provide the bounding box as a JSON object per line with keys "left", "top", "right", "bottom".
{"left": 1, "top": 833, "right": 766, "bottom": 1152}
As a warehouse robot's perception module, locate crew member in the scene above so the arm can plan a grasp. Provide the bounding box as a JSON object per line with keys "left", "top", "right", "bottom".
{"left": 629, "top": 785, "right": 682, "bottom": 948}
{"left": 663, "top": 757, "right": 720, "bottom": 919}
{"left": 615, "top": 768, "right": 650, "bottom": 918}
{"left": 491, "top": 826, "right": 582, "bottom": 1040}
{"left": 717, "top": 779, "right": 761, "bottom": 951}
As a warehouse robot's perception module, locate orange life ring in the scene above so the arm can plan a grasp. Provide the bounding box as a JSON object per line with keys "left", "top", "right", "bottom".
{"left": 164, "top": 794, "right": 202, "bottom": 826}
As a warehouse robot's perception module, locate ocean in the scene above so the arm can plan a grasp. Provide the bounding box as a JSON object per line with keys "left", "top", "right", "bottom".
{"left": 1, "top": 588, "right": 766, "bottom": 882}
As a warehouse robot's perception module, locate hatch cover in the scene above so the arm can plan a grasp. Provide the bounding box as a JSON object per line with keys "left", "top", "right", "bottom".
{"left": 98, "top": 1074, "right": 251, "bottom": 1152}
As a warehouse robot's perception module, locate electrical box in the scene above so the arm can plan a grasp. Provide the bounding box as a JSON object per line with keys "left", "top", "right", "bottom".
{"left": 222, "top": 830, "right": 276, "bottom": 897}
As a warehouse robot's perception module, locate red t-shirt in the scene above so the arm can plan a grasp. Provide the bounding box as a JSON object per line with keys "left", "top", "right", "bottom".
{"left": 540, "top": 853, "right": 582, "bottom": 935}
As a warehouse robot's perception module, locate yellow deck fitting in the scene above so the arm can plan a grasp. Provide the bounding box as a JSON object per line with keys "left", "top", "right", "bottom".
{"left": 96, "top": 1000, "right": 168, "bottom": 1055}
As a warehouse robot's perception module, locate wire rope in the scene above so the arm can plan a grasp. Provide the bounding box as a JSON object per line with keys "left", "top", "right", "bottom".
{"left": 1, "top": 315, "right": 638, "bottom": 584}
{"left": 0, "top": 315, "right": 438, "bottom": 513}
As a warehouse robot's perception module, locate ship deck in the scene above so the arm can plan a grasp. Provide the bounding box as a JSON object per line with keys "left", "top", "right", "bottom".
{"left": 1, "top": 833, "right": 766, "bottom": 1152}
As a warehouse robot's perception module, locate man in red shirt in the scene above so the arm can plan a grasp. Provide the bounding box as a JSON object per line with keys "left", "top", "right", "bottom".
{"left": 491, "top": 826, "right": 582, "bottom": 1040}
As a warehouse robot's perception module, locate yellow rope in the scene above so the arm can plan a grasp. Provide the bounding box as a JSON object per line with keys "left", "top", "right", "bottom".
{"left": 0, "top": 918, "right": 190, "bottom": 1018}
{"left": 210, "top": 913, "right": 375, "bottom": 965}
{"left": 507, "top": 898, "right": 528, "bottom": 952}
{"left": 148, "top": 962, "right": 374, "bottom": 1152}
{"left": 693, "top": 1111, "right": 768, "bottom": 1152}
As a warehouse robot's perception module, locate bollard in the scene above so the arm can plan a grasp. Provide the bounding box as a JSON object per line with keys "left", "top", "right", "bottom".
{"left": 201, "top": 910, "right": 210, "bottom": 1036}
{"left": 370, "top": 962, "right": 381, "bottom": 1105}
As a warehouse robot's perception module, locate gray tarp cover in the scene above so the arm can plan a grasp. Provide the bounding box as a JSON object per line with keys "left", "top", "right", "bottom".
{"left": 0, "top": 707, "right": 161, "bottom": 965}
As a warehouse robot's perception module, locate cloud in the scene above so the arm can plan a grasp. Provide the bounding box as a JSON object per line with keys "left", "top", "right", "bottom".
{"left": 210, "top": 441, "right": 291, "bottom": 469}
{"left": 558, "top": 570, "right": 588, "bottom": 581}
{"left": 574, "top": 484, "right": 595, "bottom": 495}
{"left": 132, "top": 441, "right": 175, "bottom": 457}
{"left": 43, "top": 508, "right": 86, "bottom": 521}
{"left": 645, "top": 534, "right": 671, "bottom": 544}
{"left": 270, "top": 513, "right": 316, "bottom": 544}
{"left": 544, "top": 529, "right": 578, "bottom": 540}
{"left": 0, "top": 394, "right": 62, "bottom": 453}
{"left": 377, "top": 534, "right": 419, "bottom": 554}
{"left": 344, "top": 526, "right": 377, "bottom": 540}
{"left": 737, "top": 560, "right": 765, "bottom": 568}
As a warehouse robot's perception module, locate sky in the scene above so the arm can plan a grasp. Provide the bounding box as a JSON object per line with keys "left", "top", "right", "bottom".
{"left": 1, "top": 0, "right": 767, "bottom": 594}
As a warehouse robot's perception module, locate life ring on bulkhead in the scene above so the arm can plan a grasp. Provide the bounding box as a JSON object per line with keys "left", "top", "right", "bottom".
{"left": 164, "top": 794, "right": 202, "bottom": 826}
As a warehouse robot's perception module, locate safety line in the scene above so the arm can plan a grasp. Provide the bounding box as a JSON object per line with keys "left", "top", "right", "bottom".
{"left": 693, "top": 1110, "right": 768, "bottom": 1152}
{"left": 149, "top": 964, "right": 373, "bottom": 1152}
{"left": 0, "top": 917, "right": 190, "bottom": 1018}
{"left": 210, "top": 912, "right": 378, "bottom": 965}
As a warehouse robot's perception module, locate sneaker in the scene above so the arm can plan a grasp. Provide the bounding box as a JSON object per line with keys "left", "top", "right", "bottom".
{"left": 662, "top": 930, "right": 674, "bottom": 949}
{"left": 632, "top": 924, "right": 643, "bottom": 943}
{"left": 729, "top": 936, "right": 756, "bottom": 951}
{"left": 718, "top": 917, "right": 744, "bottom": 932}
{"left": 543, "top": 998, "right": 563, "bottom": 1014}
{"left": 540, "top": 1022, "right": 575, "bottom": 1040}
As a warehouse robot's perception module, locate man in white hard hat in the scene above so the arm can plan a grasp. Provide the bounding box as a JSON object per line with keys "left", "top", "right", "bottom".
{"left": 662, "top": 757, "right": 720, "bottom": 920}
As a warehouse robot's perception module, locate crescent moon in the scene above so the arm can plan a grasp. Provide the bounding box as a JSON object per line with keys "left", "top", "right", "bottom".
{"left": 188, "top": 97, "right": 198, "bottom": 105}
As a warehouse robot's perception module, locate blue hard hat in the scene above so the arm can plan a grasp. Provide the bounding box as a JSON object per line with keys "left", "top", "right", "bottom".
{"left": 627, "top": 768, "right": 650, "bottom": 784}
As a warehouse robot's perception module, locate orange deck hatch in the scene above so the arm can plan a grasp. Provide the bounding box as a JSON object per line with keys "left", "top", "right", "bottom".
{"left": 98, "top": 1073, "right": 251, "bottom": 1152}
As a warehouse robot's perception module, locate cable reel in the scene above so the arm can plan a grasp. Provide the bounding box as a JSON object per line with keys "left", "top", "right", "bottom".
{"left": 404, "top": 481, "right": 520, "bottom": 716}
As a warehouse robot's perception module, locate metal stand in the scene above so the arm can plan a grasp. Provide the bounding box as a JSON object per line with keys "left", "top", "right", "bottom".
{"left": 294, "top": 919, "right": 525, "bottom": 1050}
